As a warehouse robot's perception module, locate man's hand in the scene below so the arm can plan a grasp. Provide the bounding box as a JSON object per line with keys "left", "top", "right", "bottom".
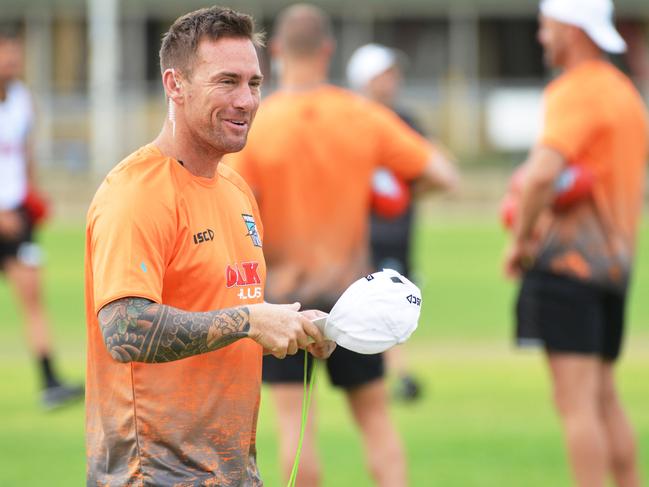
{"left": 413, "top": 149, "right": 460, "bottom": 195}
{"left": 248, "top": 302, "right": 326, "bottom": 359}
{"left": 503, "top": 237, "right": 537, "bottom": 279}
{"left": 300, "top": 308, "right": 336, "bottom": 359}
{"left": 503, "top": 146, "right": 565, "bottom": 279}
{"left": 0, "top": 210, "right": 23, "bottom": 239}
{"left": 306, "top": 340, "right": 336, "bottom": 359}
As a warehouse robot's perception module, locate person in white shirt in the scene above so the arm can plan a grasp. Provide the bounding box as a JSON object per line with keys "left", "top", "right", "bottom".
{"left": 0, "top": 28, "right": 83, "bottom": 409}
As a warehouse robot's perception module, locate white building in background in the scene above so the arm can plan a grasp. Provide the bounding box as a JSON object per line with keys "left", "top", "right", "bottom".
{"left": 1, "top": 0, "right": 648, "bottom": 172}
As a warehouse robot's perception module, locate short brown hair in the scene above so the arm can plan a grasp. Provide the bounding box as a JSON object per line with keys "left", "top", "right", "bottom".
{"left": 159, "top": 6, "right": 264, "bottom": 76}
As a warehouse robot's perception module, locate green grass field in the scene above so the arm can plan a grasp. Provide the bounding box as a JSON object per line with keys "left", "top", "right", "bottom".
{"left": 1, "top": 218, "right": 648, "bottom": 486}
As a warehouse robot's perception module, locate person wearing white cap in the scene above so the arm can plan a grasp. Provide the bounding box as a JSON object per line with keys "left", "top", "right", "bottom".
{"left": 503, "top": 1, "right": 647, "bottom": 486}
{"left": 226, "top": 4, "right": 458, "bottom": 486}
{"left": 347, "top": 43, "right": 402, "bottom": 102}
{"left": 347, "top": 43, "right": 427, "bottom": 402}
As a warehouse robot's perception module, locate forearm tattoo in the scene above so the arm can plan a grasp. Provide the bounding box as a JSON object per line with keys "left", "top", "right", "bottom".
{"left": 98, "top": 298, "right": 251, "bottom": 363}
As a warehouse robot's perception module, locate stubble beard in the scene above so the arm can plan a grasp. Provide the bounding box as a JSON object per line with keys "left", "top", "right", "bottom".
{"left": 211, "top": 128, "right": 248, "bottom": 155}
{"left": 192, "top": 118, "right": 249, "bottom": 156}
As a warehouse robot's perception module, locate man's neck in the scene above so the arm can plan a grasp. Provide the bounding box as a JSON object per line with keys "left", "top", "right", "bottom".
{"left": 0, "top": 81, "right": 8, "bottom": 102}
{"left": 153, "top": 122, "right": 222, "bottom": 179}
{"left": 279, "top": 58, "right": 327, "bottom": 91}
{"left": 562, "top": 44, "right": 605, "bottom": 71}
{"left": 367, "top": 90, "right": 395, "bottom": 108}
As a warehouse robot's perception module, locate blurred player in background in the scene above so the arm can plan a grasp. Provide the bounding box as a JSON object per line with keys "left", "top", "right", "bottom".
{"left": 347, "top": 43, "right": 424, "bottom": 402}
{"left": 0, "top": 28, "right": 83, "bottom": 410}
{"left": 226, "top": 4, "right": 458, "bottom": 486}
{"left": 503, "top": 1, "right": 648, "bottom": 486}
{"left": 85, "top": 7, "right": 334, "bottom": 486}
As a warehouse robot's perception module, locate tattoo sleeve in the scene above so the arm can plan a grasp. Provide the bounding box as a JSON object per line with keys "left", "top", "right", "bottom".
{"left": 98, "top": 297, "right": 251, "bottom": 363}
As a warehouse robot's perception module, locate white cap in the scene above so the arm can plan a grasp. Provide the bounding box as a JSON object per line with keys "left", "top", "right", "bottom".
{"left": 316, "top": 269, "right": 422, "bottom": 355}
{"left": 346, "top": 43, "right": 398, "bottom": 91}
{"left": 540, "top": 0, "right": 626, "bottom": 53}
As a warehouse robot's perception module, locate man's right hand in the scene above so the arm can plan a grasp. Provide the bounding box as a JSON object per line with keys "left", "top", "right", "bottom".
{"left": 247, "top": 302, "right": 326, "bottom": 359}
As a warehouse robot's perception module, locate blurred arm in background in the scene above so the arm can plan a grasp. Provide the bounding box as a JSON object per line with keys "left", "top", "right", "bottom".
{"left": 504, "top": 145, "right": 564, "bottom": 278}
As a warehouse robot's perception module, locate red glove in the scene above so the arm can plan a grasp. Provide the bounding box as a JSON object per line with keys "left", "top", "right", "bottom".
{"left": 552, "top": 165, "right": 595, "bottom": 210}
{"left": 499, "top": 164, "right": 594, "bottom": 231}
{"left": 23, "top": 186, "right": 51, "bottom": 226}
{"left": 371, "top": 169, "right": 410, "bottom": 219}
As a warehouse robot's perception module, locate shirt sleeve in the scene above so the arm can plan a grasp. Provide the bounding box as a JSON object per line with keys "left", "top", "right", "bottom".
{"left": 369, "top": 102, "right": 433, "bottom": 180}
{"left": 89, "top": 179, "right": 176, "bottom": 313}
{"left": 540, "top": 82, "right": 599, "bottom": 162}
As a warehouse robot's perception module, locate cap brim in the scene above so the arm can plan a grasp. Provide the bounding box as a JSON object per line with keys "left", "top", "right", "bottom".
{"left": 585, "top": 22, "right": 627, "bottom": 53}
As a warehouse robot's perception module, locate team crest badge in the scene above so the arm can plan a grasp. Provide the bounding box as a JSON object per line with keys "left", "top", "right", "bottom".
{"left": 242, "top": 214, "right": 262, "bottom": 247}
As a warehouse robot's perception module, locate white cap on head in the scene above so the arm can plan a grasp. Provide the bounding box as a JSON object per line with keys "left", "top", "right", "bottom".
{"left": 540, "top": 0, "right": 626, "bottom": 53}
{"left": 317, "top": 269, "right": 422, "bottom": 355}
{"left": 346, "top": 43, "right": 398, "bottom": 91}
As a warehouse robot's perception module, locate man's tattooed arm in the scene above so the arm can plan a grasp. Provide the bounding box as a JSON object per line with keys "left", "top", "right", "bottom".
{"left": 98, "top": 297, "right": 251, "bottom": 363}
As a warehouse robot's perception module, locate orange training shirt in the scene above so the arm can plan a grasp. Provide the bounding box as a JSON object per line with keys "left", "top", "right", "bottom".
{"left": 536, "top": 59, "right": 648, "bottom": 291}
{"left": 85, "top": 144, "right": 266, "bottom": 486}
{"left": 225, "top": 85, "right": 432, "bottom": 301}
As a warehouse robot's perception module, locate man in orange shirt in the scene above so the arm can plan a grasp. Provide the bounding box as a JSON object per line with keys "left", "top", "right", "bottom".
{"left": 504, "top": 1, "right": 647, "bottom": 486}
{"left": 85, "top": 7, "right": 334, "bottom": 486}
{"left": 226, "top": 5, "right": 458, "bottom": 486}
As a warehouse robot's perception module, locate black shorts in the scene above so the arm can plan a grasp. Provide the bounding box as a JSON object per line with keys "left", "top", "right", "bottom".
{"left": 262, "top": 299, "right": 384, "bottom": 389}
{"left": 371, "top": 242, "right": 409, "bottom": 277}
{"left": 262, "top": 347, "right": 384, "bottom": 389}
{"left": 0, "top": 207, "right": 34, "bottom": 270}
{"left": 516, "top": 270, "right": 626, "bottom": 361}
{"left": 370, "top": 208, "right": 413, "bottom": 277}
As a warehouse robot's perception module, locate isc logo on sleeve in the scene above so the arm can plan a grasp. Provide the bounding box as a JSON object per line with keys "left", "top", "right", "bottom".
{"left": 193, "top": 229, "right": 215, "bottom": 245}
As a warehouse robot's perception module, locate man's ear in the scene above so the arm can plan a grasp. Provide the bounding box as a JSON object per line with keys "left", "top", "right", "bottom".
{"left": 322, "top": 37, "right": 336, "bottom": 59}
{"left": 162, "top": 68, "right": 184, "bottom": 105}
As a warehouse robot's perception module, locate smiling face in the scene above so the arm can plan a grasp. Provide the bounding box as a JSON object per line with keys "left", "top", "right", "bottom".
{"left": 177, "top": 36, "right": 263, "bottom": 156}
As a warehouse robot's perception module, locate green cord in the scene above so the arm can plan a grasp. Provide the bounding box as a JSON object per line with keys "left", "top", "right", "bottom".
{"left": 287, "top": 350, "right": 317, "bottom": 487}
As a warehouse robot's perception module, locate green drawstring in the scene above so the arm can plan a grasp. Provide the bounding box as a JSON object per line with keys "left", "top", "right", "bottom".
{"left": 287, "top": 350, "right": 317, "bottom": 487}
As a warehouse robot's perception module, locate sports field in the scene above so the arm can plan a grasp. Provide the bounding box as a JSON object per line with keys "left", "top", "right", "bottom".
{"left": 1, "top": 216, "right": 648, "bottom": 486}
